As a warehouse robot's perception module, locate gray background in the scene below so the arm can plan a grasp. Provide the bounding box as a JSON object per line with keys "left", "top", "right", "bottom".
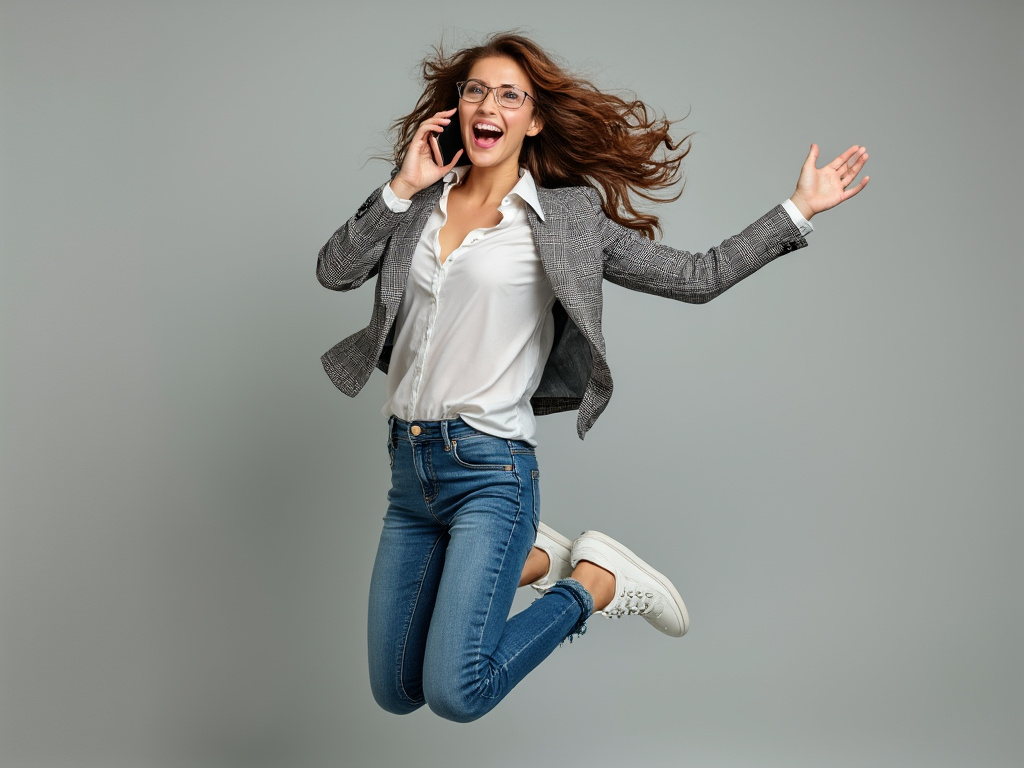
{"left": 2, "top": 1, "right": 1021, "bottom": 766}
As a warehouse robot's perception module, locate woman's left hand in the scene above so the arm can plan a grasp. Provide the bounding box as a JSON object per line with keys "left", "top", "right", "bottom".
{"left": 789, "top": 144, "right": 870, "bottom": 220}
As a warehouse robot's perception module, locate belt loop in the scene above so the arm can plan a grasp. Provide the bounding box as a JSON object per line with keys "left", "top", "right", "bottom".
{"left": 440, "top": 419, "right": 453, "bottom": 451}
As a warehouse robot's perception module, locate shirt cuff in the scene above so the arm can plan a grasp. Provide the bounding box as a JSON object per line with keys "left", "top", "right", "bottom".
{"left": 382, "top": 182, "right": 412, "bottom": 213}
{"left": 781, "top": 199, "right": 814, "bottom": 237}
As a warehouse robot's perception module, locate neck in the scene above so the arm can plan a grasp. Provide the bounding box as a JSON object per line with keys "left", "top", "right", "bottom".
{"left": 458, "top": 162, "right": 520, "bottom": 206}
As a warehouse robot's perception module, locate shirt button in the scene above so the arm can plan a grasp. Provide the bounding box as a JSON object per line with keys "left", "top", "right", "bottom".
{"left": 410, "top": 425, "right": 422, "bottom": 436}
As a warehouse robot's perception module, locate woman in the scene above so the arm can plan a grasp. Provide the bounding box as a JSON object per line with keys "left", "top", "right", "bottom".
{"left": 317, "top": 32, "right": 868, "bottom": 722}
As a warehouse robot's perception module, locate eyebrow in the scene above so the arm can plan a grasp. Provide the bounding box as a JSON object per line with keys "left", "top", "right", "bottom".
{"left": 468, "top": 78, "right": 520, "bottom": 88}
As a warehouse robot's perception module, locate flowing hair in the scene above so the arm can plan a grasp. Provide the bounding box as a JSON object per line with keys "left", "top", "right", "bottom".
{"left": 390, "top": 32, "right": 692, "bottom": 239}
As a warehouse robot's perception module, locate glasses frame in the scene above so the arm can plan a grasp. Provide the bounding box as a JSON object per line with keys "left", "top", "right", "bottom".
{"left": 456, "top": 79, "right": 536, "bottom": 110}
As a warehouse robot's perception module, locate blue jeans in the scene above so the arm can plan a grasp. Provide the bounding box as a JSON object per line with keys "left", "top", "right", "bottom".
{"left": 367, "top": 417, "right": 593, "bottom": 722}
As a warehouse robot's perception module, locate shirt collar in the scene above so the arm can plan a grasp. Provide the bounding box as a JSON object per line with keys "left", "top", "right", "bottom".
{"left": 444, "top": 166, "right": 546, "bottom": 221}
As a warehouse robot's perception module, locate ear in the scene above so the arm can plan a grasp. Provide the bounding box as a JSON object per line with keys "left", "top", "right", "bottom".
{"left": 527, "top": 114, "right": 544, "bottom": 136}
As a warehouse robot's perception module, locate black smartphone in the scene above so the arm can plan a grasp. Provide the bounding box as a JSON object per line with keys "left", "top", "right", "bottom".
{"left": 429, "top": 111, "right": 469, "bottom": 166}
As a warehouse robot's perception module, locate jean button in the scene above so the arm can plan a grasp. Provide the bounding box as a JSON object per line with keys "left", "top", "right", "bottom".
{"left": 410, "top": 425, "right": 422, "bottom": 436}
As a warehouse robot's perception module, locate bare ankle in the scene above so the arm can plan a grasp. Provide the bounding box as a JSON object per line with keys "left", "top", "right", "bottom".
{"left": 518, "top": 546, "right": 550, "bottom": 588}
{"left": 570, "top": 560, "right": 615, "bottom": 611}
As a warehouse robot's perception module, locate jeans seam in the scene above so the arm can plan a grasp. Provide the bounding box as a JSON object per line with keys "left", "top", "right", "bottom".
{"left": 414, "top": 443, "right": 442, "bottom": 523}
{"left": 530, "top": 468, "right": 540, "bottom": 530}
{"left": 396, "top": 531, "right": 446, "bottom": 706}
{"left": 485, "top": 598, "right": 583, "bottom": 694}
{"left": 470, "top": 452, "right": 524, "bottom": 688}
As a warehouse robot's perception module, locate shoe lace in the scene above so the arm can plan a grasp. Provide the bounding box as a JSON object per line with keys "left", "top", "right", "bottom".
{"left": 603, "top": 585, "right": 655, "bottom": 618}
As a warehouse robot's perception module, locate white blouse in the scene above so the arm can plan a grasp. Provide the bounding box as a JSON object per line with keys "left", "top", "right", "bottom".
{"left": 381, "top": 167, "right": 556, "bottom": 445}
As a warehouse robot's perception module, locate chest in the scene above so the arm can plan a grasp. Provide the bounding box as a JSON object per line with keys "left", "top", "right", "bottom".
{"left": 386, "top": 185, "right": 604, "bottom": 314}
{"left": 407, "top": 218, "right": 546, "bottom": 301}
{"left": 437, "top": 192, "right": 504, "bottom": 265}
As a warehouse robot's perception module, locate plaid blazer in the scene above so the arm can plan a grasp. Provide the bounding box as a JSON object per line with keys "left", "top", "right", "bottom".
{"left": 318, "top": 180, "right": 808, "bottom": 439}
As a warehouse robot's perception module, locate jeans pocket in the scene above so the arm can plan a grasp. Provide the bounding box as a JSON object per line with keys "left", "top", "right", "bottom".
{"left": 386, "top": 433, "right": 395, "bottom": 469}
{"left": 450, "top": 435, "right": 514, "bottom": 472}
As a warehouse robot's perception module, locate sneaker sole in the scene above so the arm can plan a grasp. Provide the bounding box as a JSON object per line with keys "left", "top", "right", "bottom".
{"left": 577, "top": 530, "right": 690, "bottom": 637}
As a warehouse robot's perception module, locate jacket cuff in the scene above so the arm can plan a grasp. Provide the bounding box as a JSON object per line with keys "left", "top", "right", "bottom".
{"left": 351, "top": 183, "right": 405, "bottom": 227}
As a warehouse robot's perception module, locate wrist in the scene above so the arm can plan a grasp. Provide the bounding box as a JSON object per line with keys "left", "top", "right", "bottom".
{"left": 389, "top": 177, "right": 418, "bottom": 201}
{"left": 789, "top": 193, "right": 815, "bottom": 222}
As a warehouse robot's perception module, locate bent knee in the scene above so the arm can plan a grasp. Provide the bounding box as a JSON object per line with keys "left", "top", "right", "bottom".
{"left": 424, "top": 687, "right": 496, "bottom": 723}
{"left": 371, "top": 693, "right": 423, "bottom": 716}
{"left": 369, "top": 680, "right": 424, "bottom": 716}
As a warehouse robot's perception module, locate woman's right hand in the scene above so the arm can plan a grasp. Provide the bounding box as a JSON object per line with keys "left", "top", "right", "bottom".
{"left": 389, "top": 108, "right": 464, "bottom": 200}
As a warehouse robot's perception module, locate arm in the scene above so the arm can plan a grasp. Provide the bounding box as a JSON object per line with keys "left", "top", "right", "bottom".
{"left": 317, "top": 109, "right": 465, "bottom": 292}
{"left": 316, "top": 184, "right": 402, "bottom": 291}
{"left": 599, "top": 143, "right": 870, "bottom": 301}
{"left": 595, "top": 189, "right": 808, "bottom": 303}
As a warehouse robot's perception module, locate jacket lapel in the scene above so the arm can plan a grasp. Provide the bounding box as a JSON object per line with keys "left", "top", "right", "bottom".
{"left": 528, "top": 186, "right": 572, "bottom": 295}
{"left": 379, "top": 182, "right": 444, "bottom": 312}
{"left": 527, "top": 186, "right": 604, "bottom": 329}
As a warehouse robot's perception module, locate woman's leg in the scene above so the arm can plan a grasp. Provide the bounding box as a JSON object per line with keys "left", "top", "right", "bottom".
{"left": 365, "top": 426, "right": 448, "bottom": 715}
{"left": 367, "top": 418, "right": 685, "bottom": 721}
{"left": 417, "top": 423, "right": 592, "bottom": 723}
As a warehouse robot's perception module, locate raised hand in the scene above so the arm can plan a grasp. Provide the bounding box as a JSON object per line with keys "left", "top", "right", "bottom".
{"left": 389, "top": 108, "right": 464, "bottom": 200}
{"left": 789, "top": 144, "right": 869, "bottom": 220}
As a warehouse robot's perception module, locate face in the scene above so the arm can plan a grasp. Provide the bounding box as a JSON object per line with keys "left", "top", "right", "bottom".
{"left": 459, "top": 56, "right": 543, "bottom": 172}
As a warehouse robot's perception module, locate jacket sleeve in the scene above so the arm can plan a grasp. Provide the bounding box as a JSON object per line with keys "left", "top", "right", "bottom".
{"left": 316, "top": 183, "right": 406, "bottom": 292}
{"left": 588, "top": 188, "right": 809, "bottom": 304}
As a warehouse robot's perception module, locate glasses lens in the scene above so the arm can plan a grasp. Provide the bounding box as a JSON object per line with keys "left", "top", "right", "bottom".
{"left": 460, "top": 81, "right": 486, "bottom": 102}
{"left": 497, "top": 87, "right": 525, "bottom": 108}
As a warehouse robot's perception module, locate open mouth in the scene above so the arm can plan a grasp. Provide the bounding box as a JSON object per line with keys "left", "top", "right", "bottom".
{"left": 472, "top": 122, "right": 504, "bottom": 148}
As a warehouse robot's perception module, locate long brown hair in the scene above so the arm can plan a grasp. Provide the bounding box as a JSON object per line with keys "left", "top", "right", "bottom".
{"left": 390, "top": 32, "right": 692, "bottom": 239}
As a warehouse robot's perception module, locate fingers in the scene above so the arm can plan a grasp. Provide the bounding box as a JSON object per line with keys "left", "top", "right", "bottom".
{"left": 847, "top": 149, "right": 869, "bottom": 177}
{"left": 395, "top": 109, "right": 462, "bottom": 195}
{"left": 829, "top": 144, "right": 862, "bottom": 171}
{"left": 413, "top": 108, "right": 459, "bottom": 142}
{"left": 428, "top": 133, "right": 443, "bottom": 166}
{"left": 843, "top": 175, "right": 870, "bottom": 200}
{"left": 838, "top": 149, "right": 869, "bottom": 188}
{"left": 443, "top": 149, "right": 464, "bottom": 172}
{"left": 409, "top": 112, "right": 458, "bottom": 171}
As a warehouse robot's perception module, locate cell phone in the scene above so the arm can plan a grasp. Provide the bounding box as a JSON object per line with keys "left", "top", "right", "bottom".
{"left": 429, "top": 111, "right": 469, "bottom": 167}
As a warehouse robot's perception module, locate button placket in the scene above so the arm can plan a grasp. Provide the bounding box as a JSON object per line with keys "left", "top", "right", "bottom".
{"left": 408, "top": 252, "right": 447, "bottom": 416}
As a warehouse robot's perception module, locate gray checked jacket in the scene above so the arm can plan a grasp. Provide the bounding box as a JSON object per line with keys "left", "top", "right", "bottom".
{"left": 317, "top": 179, "right": 808, "bottom": 439}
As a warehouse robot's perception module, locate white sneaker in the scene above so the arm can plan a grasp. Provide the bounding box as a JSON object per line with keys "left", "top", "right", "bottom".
{"left": 529, "top": 523, "right": 574, "bottom": 593}
{"left": 571, "top": 530, "right": 689, "bottom": 637}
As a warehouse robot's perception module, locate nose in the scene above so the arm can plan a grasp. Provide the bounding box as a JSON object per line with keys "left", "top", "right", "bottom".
{"left": 486, "top": 88, "right": 504, "bottom": 108}
{"left": 474, "top": 92, "right": 499, "bottom": 114}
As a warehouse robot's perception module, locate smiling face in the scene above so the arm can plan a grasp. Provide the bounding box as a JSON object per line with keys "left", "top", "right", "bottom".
{"left": 459, "top": 56, "right": 543, "bottom": 173}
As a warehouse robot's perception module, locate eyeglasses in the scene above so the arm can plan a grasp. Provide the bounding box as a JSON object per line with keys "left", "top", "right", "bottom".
{"left": 456, "top": 79, "right": 536, "bottom": 110}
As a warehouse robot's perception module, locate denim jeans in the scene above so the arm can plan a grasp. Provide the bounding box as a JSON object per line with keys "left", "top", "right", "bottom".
{"left": 367, "top": 417, "right": 593, "bottom": 722}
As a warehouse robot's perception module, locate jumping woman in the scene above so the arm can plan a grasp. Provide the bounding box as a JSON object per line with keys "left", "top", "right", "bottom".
{"left": 317, "top": 32, "right": 869, "bottom": 722}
